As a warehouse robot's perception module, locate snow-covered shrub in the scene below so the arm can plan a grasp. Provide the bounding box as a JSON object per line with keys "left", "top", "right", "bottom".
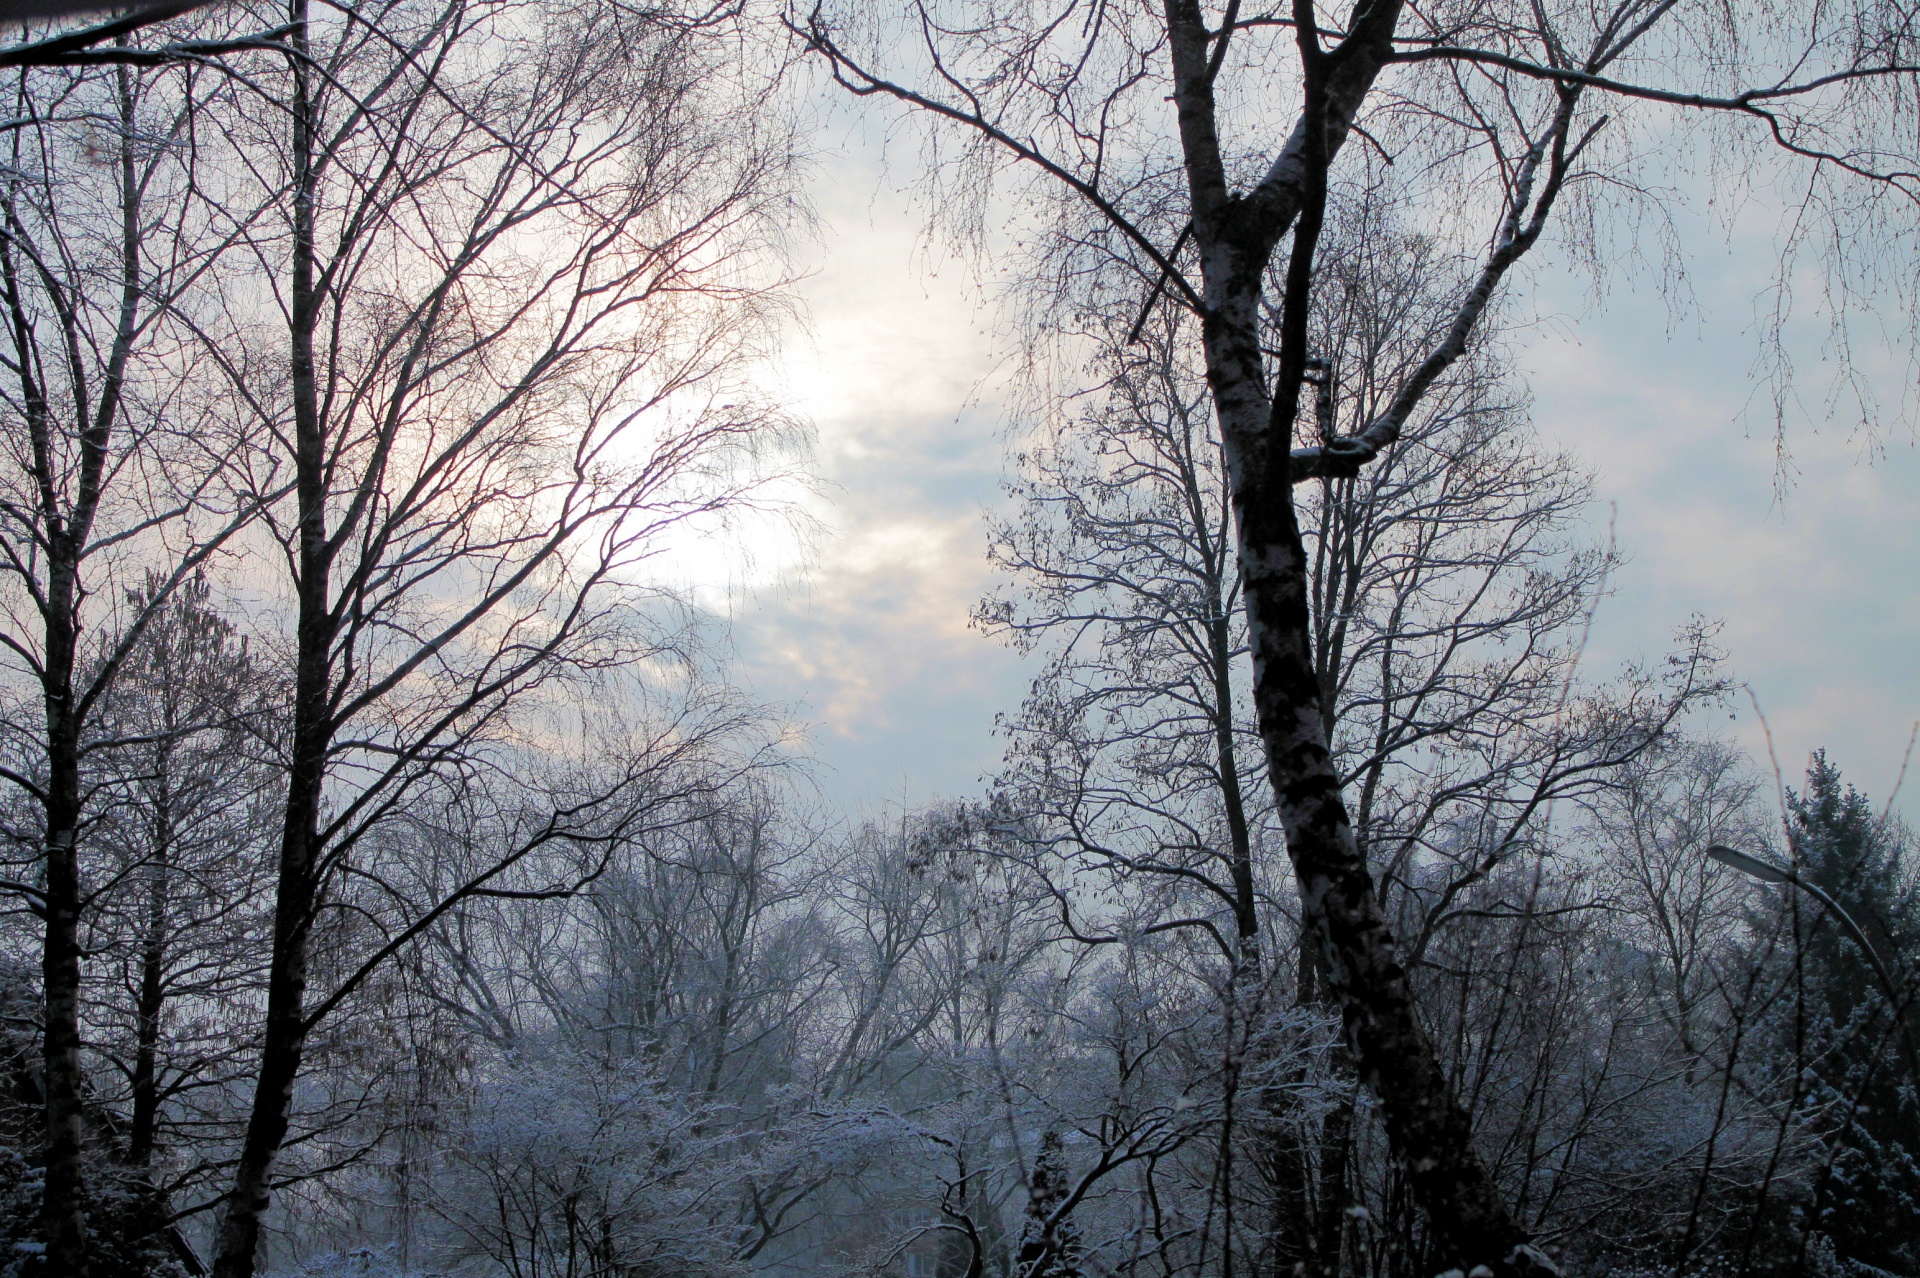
{"left": 430, "top": 1051, "right": 748, "bottom": 1278}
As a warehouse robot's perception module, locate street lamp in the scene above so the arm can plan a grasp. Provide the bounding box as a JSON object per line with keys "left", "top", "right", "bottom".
{"left": 1707, "top": 843, "right": 1919, "bottom": 1074}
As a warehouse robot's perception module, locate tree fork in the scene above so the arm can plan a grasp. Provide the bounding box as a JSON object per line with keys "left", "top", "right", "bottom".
{"left": 1163, "top": 0, "right": 1550, "bottom": 1270}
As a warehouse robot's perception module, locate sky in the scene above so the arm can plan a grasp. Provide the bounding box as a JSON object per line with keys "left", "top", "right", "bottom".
{"left": 715, "top": 125, "right": 1033, "bottom": 817}
{"left": 1524, "top": 234, "right": 1920, "bottom": 823}
{"left": 705, "top": 123, "right": 1920, "bottom": 827}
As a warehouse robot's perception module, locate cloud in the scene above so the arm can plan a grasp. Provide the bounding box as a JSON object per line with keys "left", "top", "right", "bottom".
{"left": 726, "top": 141, "right": 1037, "bottom": 815}
{"left": 725, "top": 126, "right": 1920, "bottom": 823}
{"left": 1525, "top": 247, "right": 1920, "bottom": 814}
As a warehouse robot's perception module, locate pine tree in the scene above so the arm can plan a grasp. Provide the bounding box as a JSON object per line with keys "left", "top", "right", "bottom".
{"left": 1787, "top": 752, "right": 1920, "bottom": 1274}
{"left": 1015, "top": 1130, "right": 1083, "bottom": 1278}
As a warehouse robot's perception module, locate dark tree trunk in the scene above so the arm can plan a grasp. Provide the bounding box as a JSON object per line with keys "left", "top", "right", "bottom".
{"left": 127, "top": 773, "right": 172, "bottom": 1171}
{"left": 40, "top": 746, "right": 89, "bottom": 1278}
{"left": 12, "top": 64, "right": 146, "bottom": 1268}
{"left": 1, "top": 149, "right": 95, "bottom": 1278}
{"left": 1208, "top": 611, "right": 1261, "bottom": 950}
{"left": 1311, "top": 1093, "right": 1355, "bottom": 1278}
{"left": 212, "top": 9, "right": 328, "bottom": 1272}
{"left": 1160, "top": 3, "right": 1540, "bottom": 1270}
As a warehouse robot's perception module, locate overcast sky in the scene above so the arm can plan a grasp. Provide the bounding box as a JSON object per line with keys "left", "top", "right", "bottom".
{"left": 709, "top": 125, "right": 1920, "bottom": 827}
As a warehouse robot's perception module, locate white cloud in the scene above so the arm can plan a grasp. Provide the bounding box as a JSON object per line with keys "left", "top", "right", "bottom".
{"left": 726, "top": 122, "right": 1920, "bottom": 822}
{"left": 1526, "top": 246, "right": 1920, "bottom": 815}
{"left": 726, "top": 135, "right": 1037, "bottom": 815}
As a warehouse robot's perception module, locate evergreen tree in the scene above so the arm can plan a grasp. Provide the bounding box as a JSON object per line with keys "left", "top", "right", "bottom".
{"left": 1015, "top": 1130, "right": 1083, "bottom": 1278}
{"left": 1787, "top": 753, "right": 1920, "bottom": 1274}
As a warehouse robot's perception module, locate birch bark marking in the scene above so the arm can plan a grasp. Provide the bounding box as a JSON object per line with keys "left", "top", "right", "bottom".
{"left": 1162, "top": 1, "right": 1545, "bottom": 1269}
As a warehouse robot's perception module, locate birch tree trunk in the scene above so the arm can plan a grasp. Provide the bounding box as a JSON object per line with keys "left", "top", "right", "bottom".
{"left": 1158, "top": 4, "right": 1543, "bottom": 1265}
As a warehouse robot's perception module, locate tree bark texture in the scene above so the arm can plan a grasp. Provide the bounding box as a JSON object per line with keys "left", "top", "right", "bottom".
{"left": 1161, "top": 2, "right": 1545, "bottom": 1270}
{"left": 38, "top": 559, "right": 88, "bottom": 1277}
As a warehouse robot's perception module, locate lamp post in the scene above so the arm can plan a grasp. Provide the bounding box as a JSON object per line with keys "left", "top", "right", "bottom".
{"left": 1707, "top": 843, "right": 1919, "bottom": 1076}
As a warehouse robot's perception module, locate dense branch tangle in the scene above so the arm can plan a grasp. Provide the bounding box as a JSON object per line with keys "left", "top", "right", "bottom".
{"left": 799, "top": 0, "right": 1919, "bottom": 1271}
{"left": 0, "top": 2, "right": 799, "bottom": 1274}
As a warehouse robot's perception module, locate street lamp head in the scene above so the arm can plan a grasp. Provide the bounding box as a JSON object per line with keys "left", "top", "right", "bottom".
{"left": 1707, "top": 844, "right": 1795, "bottom": 885}
{"left": 1707, "top": 845, "right": 1917, "bottom": 1079}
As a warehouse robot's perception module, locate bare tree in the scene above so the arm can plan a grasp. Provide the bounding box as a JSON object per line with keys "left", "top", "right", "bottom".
{"left": 795, "top": 1, "right": 1919, "bottom": 1265}
{"left": 981, "top": 305, "right": 1270, "bottom": 973}
{"left": 979, "top": 181, "right": 1721, "bottom": 1270}
{"left": 0, "top": 51, "right": 269, "bottom": 1274}
{"left": 80, "top": 573, "right": 277, "bottom": 1268}
{"left": 109, "top": 3, "right": 807, "bottom": 1272}
{"left": 1589, "top": 738, "right": 1774, "bottom": 1065}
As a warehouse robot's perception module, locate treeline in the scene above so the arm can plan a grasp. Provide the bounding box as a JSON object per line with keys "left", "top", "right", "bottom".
{"left": 0, "top": 1, "right": 1915, "bottom": 1277}
{"left": 9, "top": 683, "right": 1911, "bottom": 1278}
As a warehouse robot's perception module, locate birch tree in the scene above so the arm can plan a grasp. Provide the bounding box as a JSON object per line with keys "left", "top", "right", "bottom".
{"left": 979, "top": 188, "right": 1720, "bottom": 1270}
{"left": 796, "top": 1, "right": 1920, "bottom": 1267}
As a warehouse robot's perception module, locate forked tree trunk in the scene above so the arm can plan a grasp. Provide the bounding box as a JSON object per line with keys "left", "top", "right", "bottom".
{"left": 1161, "top": 2, "right": 1542, "bottom": 1270}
